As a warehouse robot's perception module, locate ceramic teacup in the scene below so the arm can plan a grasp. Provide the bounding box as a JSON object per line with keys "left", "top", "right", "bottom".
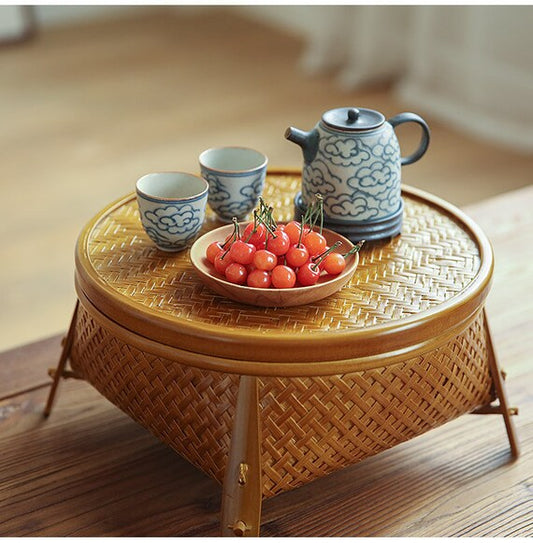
{"left": 136, "top": 172, "right": 208, "bottom": 252}
{"left": 199, "top": 146, "right": 268, "bottom": 222}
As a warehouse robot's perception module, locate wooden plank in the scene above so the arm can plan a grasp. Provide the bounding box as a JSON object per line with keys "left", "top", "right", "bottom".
{"left": 0, "top": 335, "right": 62, "bottom": 401}
{"left": 0, "top": 382, "right": 221, "bottom": 537}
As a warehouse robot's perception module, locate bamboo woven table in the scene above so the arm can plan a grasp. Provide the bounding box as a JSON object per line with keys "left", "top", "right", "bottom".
{"left": 45, "top": 169, "right": 519, "bottom": 537}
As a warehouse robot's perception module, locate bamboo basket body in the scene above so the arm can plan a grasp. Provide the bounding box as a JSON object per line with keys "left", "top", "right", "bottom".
{"left": 69, "top": 171, "right": 496, "bottom": 498}
{"left": 70, "top": 301, "right": 493, "bottom": 498}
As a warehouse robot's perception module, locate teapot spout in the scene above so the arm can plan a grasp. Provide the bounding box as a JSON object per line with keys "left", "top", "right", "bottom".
{"left": 284, "top": 126, "right": 319, "bottom": 164}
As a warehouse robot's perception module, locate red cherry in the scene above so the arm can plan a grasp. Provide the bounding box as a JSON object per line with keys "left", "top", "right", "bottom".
{"left": 297, "top": 262, "right": 321, "bottom": 286}
{"left": 243, "top": 222, "right": 266, "bottom": 247}
{"left": 265, "top": 229, "right": 290, "bottom": 256}
{"left": 271, "top": 265, "right": 296, "bottom": 289}
{"left": 323, "top": 252, "right": 346, "bottom": 275}
{"left": 214, "top": 251, "right": 234, "bottom": 275}
{"left": 284, "top": 221, "right": 304, "bottom": 245}
{"left": 285, "top": 243, "right": 310, "bottom": 268}
{"left": 225, "top": 262, "right": 247, "bottom": 285}
{"left": 253, "top": 249, "right": 277, "bottom": 271}
{"left": 303, "top": 231, "right": 327, "bottom": 257}
{"left": 206, "top": 241, "right": 223, "bottom": 264}
{"left": 247, "top": 269, "right": 272, "bottom": 288}
{"left": 229, "top": 239, "right": 256, "bottom": 265}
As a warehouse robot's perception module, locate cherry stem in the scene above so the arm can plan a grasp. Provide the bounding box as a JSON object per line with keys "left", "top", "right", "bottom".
{"left": 343, "top": 239, "right": 366, "bottom": 257}
{"left": 221, "top": 218, "right": 241, "bottom": 257}
{"left": 299, "top": 198, "right": 320, "bottom": 245}
{"left": 268, "top": 206, "right": 277, "bottom": 229}
{"left": 315, "top": 193, "right": 324, "bottom": 235}
{"left": 312, "top": 241, "right": 342, "bottom": 270}
{"left": 308, "top": 202, "right": 317, "bottom": 230}
{"left": 255, "top": 210, "right": 277, "bottom": 237}
{"left": 298, "top": 205, "right": 311, "bottom": 246}
{"left": 244, "top": 210, "right": 259, "bottom": 243}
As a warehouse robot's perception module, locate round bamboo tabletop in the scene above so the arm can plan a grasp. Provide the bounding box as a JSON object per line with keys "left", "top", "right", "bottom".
{"left": 75, "top": 169, "right": 493, "bottom": 375}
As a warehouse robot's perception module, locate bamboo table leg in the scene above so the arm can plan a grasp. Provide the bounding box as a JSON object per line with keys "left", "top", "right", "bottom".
{"left": 43, "top": 301, "right": 79, "bottom": 417}
{"left": 484, "top": 308, "right": 520, "bottom": 458}
{"left": 221, "top": 375, "right": 262, "bottom": 537}
{"left": 473, "top": 309, "right": 520, "bottom": 458}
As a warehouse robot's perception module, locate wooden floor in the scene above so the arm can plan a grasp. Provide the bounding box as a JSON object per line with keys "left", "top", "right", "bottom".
{"left": 1, "top": 186, "right": 531, "bottom": 537}
{"left": 1, "top": 8, "right": 533, "bottom": 352}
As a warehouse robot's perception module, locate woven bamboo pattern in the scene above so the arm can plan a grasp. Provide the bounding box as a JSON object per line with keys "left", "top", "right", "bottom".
{"left": 82, "top": 173, "right": 481, "bottom": 334}
{"left": 70, "top": 303, "right": 493, "bottom": 498}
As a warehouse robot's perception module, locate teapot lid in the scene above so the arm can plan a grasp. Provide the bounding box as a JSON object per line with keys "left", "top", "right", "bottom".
{"left": 322, "top": 107, "right": 385, "bottom": 131}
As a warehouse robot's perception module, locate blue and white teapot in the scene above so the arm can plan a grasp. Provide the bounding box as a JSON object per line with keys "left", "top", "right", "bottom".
{"left": 285, "top": 106, "right": 430, "bottom": 226}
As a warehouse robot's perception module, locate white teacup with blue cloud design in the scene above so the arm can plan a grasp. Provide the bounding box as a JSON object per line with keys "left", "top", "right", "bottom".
{"left": 199, "top": 147, "right": 268, "bottom": 222}
{"left": 136, "top": 172, "right": 208, "bottom": 252}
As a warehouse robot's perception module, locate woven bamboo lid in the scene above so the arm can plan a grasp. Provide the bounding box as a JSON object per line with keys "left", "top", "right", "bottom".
{"left": 75, "top": 169, "right": 493, "bottom": 374}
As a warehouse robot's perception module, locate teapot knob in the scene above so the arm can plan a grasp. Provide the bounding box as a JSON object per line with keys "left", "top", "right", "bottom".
{"left": 347, "top": 108, "right": 360, "bottom": 123}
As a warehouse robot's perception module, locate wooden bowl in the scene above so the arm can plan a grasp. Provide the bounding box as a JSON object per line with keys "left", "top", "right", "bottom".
{"left": 190, "top": 223, "right": 359, "bottom": 307}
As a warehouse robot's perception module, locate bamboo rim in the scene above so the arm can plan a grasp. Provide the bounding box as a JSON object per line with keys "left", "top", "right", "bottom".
{"left": 74, "top": 282, "right": 485, "bottom": 377}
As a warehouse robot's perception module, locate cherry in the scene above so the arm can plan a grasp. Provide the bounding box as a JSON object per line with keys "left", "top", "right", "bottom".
{"left": 323, "top": 252, "right": 346, "bottom": 275}
{"left": 225, "top": 262, "right": 247, "bottom": 285}
{"left": 271, "top": 265, "right": 296, "bottom": 289}
{"left": 297, "top": 262, "right": 321, "bottom": 286}
{"left": 214, "top": 251, "right": 234, "bottom": 275}
{"left": 229, "top": 239, "right": 256, "bottom": 265}
{"left": 285, "top": 243, "right": 310, "bottom": 268}
{"left": 284, "top": 221, "right": 304, "bottom": 245}
{"left": 303, "top": 231, "right": 327, "bottom": 257}
{"left": 206, "top": 241, "right": 223, "bottom": 264}
{"left": 265, "top": 229, "right": 290, "bottom": 256}
{"left": 253, "top": 249, "right": 277, "bottom": 271}
{"left": 247, "top": 269, "right": 272, "bottom": 288}
{"left": 243, "top": 222, "right": 266, "bottom": 247}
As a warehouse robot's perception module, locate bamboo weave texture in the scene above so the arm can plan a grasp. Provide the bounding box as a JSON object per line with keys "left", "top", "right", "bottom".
{"left": 82, "top": 173, "right": 481, "bottom": 334}
{"left": 71, "top": 305, "right": 493, "bottom": 497}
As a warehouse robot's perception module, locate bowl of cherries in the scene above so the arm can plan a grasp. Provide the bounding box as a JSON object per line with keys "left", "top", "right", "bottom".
{"left": 190, "top": 196, "right": 364, "bottom": 307}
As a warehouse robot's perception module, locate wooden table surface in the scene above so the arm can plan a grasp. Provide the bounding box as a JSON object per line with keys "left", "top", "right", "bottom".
{"left": 1, "top": 185, "right": 532, "bottom": 537}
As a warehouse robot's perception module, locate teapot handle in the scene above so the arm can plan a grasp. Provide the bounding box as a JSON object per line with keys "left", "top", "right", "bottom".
{"left": 388, "top": 112, "right": 430, "bottom": 166}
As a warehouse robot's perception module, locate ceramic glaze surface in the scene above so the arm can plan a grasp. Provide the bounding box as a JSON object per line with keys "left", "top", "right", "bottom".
{"left": 138, "top": 197, "right": 207, "bottom": 251}
{"left": 302, "top": 122, "right": 401, "bottom": 222}
{"left": 199, "top": 147, "right": 268, "bottom": 222}
{"left": 286, "top": 107, "right": 430, "bottom": 228}
{"left": 201, "top": 168, "right": 266, "bottom": 222}
{"left": 136, "top": 172, "right": 208, "bottom": 252}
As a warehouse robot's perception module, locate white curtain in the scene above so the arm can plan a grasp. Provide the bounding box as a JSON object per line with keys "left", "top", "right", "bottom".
{"left": 298, "top": 5, "right": 533, "bottom": 152}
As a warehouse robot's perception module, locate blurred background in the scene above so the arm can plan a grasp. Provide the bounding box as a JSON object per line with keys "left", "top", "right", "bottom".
{"left": 1, "top": 5, "right": 532, "bottom": 352}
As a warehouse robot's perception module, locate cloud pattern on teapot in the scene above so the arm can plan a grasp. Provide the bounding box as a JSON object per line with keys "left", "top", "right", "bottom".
{"left": 302, "top": 128, "right": 401, "bottom": 222}
{"left": 204, "top": 170, "right": 265, "bottom": 220}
